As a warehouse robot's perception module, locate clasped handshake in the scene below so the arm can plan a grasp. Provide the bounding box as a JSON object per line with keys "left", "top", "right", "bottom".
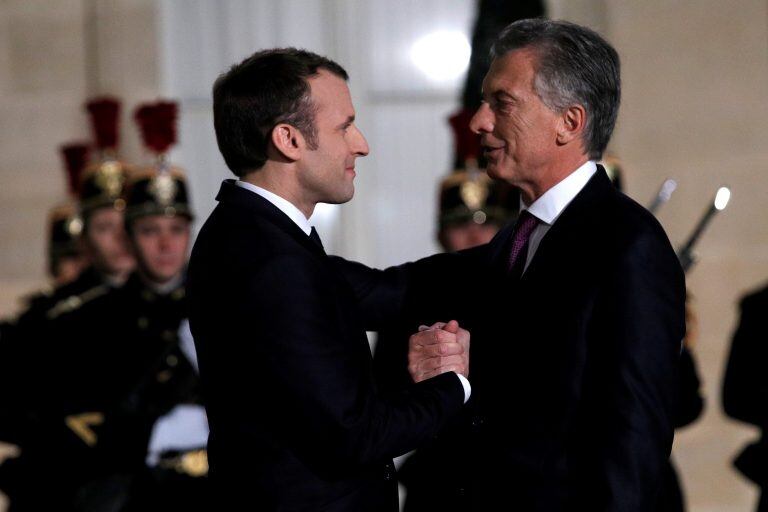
{"left": 407, "top": 320, "right": 470, "bottom": 383}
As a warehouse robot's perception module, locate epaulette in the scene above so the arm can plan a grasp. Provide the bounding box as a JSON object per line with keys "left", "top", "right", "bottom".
{"left": 21, "top": 286, "right": 54, "bottom": 306}
{"left": 46, "top": 285, "right": 111, "bottom": 320}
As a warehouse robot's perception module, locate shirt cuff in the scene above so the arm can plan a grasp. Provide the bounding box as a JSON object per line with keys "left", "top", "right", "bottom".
{"left": 455, "top": 373, "right": 471, "bottom": 403}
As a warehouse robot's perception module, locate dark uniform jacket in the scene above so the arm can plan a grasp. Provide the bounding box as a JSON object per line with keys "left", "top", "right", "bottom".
{"left": 0, "top": 266, "right": 107, "bottom": 446}
{"left": 344, "top": 168, "right": 686, "bottom": 511}
{"left": 0, "top": 272, "right": 199, "bottom": 510}
{"left": 723, "top": 284, "right": 768, "bottom": 497}
{"left": 187, "top": 180, "right": 465, "bottom": 512}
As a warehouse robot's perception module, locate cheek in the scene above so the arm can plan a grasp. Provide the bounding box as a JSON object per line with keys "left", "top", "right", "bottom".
{"left": 135, "top": 237, "right": 156, "bottom": 257}
{"left": 494, "top": 117, "right": 519, "bottom": 145}
{"left": 173, "top": 236, "right": 190, "bottom": 256}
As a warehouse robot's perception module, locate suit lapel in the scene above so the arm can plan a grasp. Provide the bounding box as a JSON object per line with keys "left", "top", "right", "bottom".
{"left": 520, "top": 167, "right": 614, "bottom": 283}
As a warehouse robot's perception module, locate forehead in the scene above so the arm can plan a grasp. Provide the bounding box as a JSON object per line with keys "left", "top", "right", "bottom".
{"left": 89, "top": 207, "right": 123, "bottom": 224}
{"left": 133, "top": 215, "right": 189, "bottom": 229}
{"left": 483, "top": 48, "right": 538, "bottom": 95}
{"left": 308, "top": 69, "right": 354, "bottom": 118}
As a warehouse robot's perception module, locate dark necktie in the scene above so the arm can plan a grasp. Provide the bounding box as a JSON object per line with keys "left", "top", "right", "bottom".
{"left": 508, "top": 210, "right": 540, "bottom": 276}
{"left": 309, "top": 226, "right": 324, "bottom": 251}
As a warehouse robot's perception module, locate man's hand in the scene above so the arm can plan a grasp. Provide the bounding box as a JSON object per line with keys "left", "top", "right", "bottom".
{"left": 408, "top": 320, "right": 470, "bottom": 383}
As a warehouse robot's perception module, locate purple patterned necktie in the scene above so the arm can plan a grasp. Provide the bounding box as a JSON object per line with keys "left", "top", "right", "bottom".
{"left": 508, "top": 210, "right": 540, "bottom": 273}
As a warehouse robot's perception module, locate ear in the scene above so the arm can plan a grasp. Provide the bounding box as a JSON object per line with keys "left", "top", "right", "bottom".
{"left": 556, "top": 104, "right": 586, "bottom": 146}
{"left": 270, "top": 123, "right": 303, "bottom": 162}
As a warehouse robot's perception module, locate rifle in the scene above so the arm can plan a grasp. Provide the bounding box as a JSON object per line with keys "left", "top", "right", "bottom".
{"left": 647, "top": 178, "right": 678, "bottom": 215}
{"left": 677, "top": 186, "right": 731, "bottom": 273}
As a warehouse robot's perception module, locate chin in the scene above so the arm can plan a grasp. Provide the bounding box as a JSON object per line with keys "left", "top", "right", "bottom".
{"left": 111, "top": 258, "right": 136, "bottom": 273}
{"left": 336, "top": 188, "right": 355, "bottom": 204}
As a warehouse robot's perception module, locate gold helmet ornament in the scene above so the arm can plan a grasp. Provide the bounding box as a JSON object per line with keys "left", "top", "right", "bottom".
{"left": 125, "top": 101, "right": 192, "bottom": 223}
{"left": 79, "top": 97, "right": 131, "bottom": 216}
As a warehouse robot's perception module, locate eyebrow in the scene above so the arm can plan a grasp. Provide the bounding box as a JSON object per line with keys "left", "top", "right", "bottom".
{"left": 337, "top": 115, "right": 355, "bottom": 129}
{"left": 493, "top": 90, "right": 517, "bottom": 102}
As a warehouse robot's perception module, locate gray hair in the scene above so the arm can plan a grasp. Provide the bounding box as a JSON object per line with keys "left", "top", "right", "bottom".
{"left": 491, "top": 19, "right": 621, "bottom": 160}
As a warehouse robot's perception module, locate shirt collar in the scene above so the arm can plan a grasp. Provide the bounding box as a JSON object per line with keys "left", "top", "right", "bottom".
{"left": 521, "top": 160, "right": 597, "bottom": 225}
{"left": 235, "top": 180, "right": 313, "bottom": 236}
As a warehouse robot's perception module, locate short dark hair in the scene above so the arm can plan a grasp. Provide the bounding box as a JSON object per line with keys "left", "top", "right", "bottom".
{"left": 492, "top": 19, "right": 621, "bottom": 160}
{"left": 212, "top": 48, "right": 348, "bottom": 177}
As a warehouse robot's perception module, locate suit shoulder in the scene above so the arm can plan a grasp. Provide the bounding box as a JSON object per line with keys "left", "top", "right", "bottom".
{"left": 592, "top": 190, "right": 674, "bottom": 257}
{"left": 606, "top": 191, "right": 668, "bottom": 238}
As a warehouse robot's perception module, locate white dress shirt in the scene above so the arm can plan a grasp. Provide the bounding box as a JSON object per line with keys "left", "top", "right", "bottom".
{"left": 235, "top": 180, "right": 312, "bottom": 235}
{"left": 521, "top": 161, "right": 597, "bottom": 272}
{"left": 234, "top": 180, "right": 472, "bottom": 402}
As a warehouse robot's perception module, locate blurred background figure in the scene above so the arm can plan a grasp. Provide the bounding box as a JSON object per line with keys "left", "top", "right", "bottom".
{"left": 0, "top": 98, "right": 208, "bottom": 512}
{"left": 660, "top": 295, "right": 705, "bottom": 512}
{"left": 49, "top": 144, "right": 91, "bottom": 287}
{"left": 123, "top": 100, "right": 208, "bottom": 512}
{"left": 0, "top": 96, "right": 136, "bottom": 511}
{"left": 0, "top": 142, "right": 91, "bottom": 504}
{"left": 723, "top": 282, "right": 768, "bottom": 512}
{"left": 435, "top": 166, "right": 518, "bottom": 253}
{"left": 0, "top": 143, "right": 90, "bottom": 341}
{"left": 74, "top": 97, "right": 136, "bottom": 291}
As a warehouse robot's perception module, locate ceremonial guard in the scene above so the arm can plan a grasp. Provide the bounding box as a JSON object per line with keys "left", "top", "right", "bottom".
{"left": 120, "top": 100, "right": 209, "bottom": 511}
{"left": 723, "top": 282, "right": 768, "bottom": 512}
{"left": 0, "top": 98, "right": 134, "bottom": 508}
{"left": 0, "top": 143, "right": 90, "bottom": 338}
{"left": 0, "top": 143, "right": 91, "bottom": 498}
{"left": 39, "top": 97, "right": 136, "bottom": 320}
{"left": 0, "top": 100, "right": 207, "bottom": 511}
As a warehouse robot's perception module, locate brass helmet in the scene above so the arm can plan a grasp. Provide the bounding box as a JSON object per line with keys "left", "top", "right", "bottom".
{"left": 125, "top": 101, "right": 192, "bottom": 223}
{"left": 79, "top": 97, "right": 131, "bottom": 217}
{"left": 48, "top": 144, "right": 89, "bottom": 279}
{"left": 47, "top": 203, "right": 84, "bottom": 276}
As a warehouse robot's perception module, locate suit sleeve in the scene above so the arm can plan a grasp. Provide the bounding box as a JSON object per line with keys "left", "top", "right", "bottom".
{"left": 723, "top": 294, "right": 768, "bottom": 427}
{"left": 331, "top": 251, "right": 479, "bottom": 331}
{"left": 328, "top": 256, "right": 409, "bottom": 331}
{"left": 238, "top": 255, "right": 464, "bottom": 477}
{"left": 573, "top": 230, "right": 686, "bottom": 511}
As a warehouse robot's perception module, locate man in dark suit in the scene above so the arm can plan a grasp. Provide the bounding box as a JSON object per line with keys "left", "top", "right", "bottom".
{"left": 187, "top": 48, "right": 469, "bottom": 511}
{"left": 348, "top": 19, "right": 686, "bottom": 511}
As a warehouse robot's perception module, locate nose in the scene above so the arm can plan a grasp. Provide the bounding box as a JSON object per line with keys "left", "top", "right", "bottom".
{"left": 469, "top": 103, "right": 493, "bottom": 134}
{"left": 116, "top": 224, "right": 131, "bottom": 251}
{"left": 351, "top": 126, "right": 369, "bottom": 157}
{"left": 158, "top": 231, "right": 173, "bottom": 252}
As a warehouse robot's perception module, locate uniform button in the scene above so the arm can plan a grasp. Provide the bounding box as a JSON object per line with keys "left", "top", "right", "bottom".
{"left": 156, "top": 370, "right": 172, "bottom": 383}
{"left": 166, "top": 355, "right": 178, "bottom": 367}
{"left": 162, "top": 330, "right": 176, "bottom": 342}
{"left": 138, "top": 317, "right": 149, "bottom": 330}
